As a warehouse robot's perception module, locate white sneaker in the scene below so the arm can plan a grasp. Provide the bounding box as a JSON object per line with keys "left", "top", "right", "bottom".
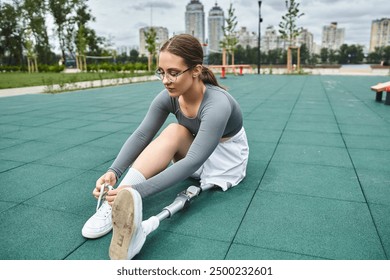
{"left": 82, "top": 185, "right": 113, "bottom": 239}
{"left": 109, "top": 188, "right": 145, "bottom": 260}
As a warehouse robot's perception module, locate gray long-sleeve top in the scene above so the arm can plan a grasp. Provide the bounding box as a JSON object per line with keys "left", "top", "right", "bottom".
{"left": 109, "top": 84, "right": 243, "bottom": 197}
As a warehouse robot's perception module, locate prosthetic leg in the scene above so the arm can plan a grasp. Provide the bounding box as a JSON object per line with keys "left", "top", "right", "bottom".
{"left": 141, "top": 182, "right": 232, "bottom": 237}
{"left": 108, "top": 182, "right": 232, "bottom": 259}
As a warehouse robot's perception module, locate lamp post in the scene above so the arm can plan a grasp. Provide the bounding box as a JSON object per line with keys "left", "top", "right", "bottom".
{"left": 257, "top": 1, "right": 263, "bottom": 74}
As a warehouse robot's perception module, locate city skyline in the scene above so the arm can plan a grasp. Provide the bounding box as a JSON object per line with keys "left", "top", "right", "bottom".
{"left": 87, "top": 0, "right": 390, "bottom": 50}
{"left": 185, "top": 0, "right": 206, "bottom": 44}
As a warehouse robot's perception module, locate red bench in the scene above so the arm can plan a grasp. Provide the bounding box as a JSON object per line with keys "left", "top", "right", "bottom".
{"left": 371, "top": 81, "right": 390, "bottom": 105}
{"left": 208, "top": 64, "right": 253, "bottom": 79}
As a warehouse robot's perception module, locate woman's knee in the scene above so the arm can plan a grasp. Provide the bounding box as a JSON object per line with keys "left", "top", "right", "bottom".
{"left": 158, "top": 124, "right": 193, "bottom": 158}
{"left": 160, "top": 123, "right": 193, "bottom": 142}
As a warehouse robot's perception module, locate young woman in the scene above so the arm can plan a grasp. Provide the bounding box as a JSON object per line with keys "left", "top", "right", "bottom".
{"left": 82, "top": 34, "right": 249, "bottom": 259}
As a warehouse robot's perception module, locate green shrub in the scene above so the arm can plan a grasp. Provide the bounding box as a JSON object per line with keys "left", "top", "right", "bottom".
{"left": 0, "top": 65, "right": 22, "bottom": 72}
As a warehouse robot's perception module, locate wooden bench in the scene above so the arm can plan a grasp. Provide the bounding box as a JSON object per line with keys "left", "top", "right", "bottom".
{"left": 208, "top": 64, "right": 253, "bottom": 79}
{"left": 370, "top": 81, "right": 390, "bottom": 105}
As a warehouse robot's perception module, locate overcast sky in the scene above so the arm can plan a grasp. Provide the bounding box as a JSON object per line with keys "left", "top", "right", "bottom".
{"left": 87, "top": 0, "right": 390, "bottom": 50}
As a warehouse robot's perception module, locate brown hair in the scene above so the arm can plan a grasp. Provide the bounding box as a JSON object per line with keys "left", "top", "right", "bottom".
{"left": 159, "top": 34, "right": 224, "bottom": 89}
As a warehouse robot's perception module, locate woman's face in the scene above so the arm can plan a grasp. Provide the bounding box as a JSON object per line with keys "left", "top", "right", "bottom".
{"left": 157, "top": 51, "right": 194, "bottom": 97}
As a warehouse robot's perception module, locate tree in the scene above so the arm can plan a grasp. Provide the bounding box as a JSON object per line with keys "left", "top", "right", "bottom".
{"left": 24, "top": 28, "right": 38, "bottom": 72}
{"left": 129, "top": 49, "right": 139, "bottom": 63}
{"left": 367, "top": 46, "right": 390, "bottom": 65}
{"left": 234, "top": 45, "right": 246, "bottom": 64}
{"left": 208, "top": 52, "right": 222, "bottom": 65}
{"left": 367, "top": 47, "right": 384, "bottom": 64}
{"left": 278, "top": 0, "right": 304, "bottom": 71}
{"left": 74, "top": 1, "right": 104, "bottom": 56}
{"left": 74, "top": 1, "right": 96, "bottom": 70}
{"left": 220, "top": 3, "right": 238, "bottom": 65}
{"left": 144, "top": 27, "right": 157, "bottom": 72}
{"left": 328, "top": 49, "right": 339, "bottom": 64}
{"left": 71, "top": 1, "right": 106, "bottom": 57}
{"left": 278, "top": 0, "right": 304, "bottom": 46}
{"left": 22, "top": 0, "right": 52, "bottom": 64}
{"left": 267, "top": 48, "right": 284, "bottom": 65}
{"left": 308, "top": 52, "right": 319, "bottom": 65}
{"left": 84, "top": 29, "right": 106, "bottom": 56}
{"left": 299, "top": 43, "right": 310, "bottom": 65}
{"left": 76, "top": 23, "right": 87, "bottom": 70}
{"left": 48, "top": 0, "right": 76, "bottom": 64}
{"left": 0, "top": 2, "right": 24, "bottom": 66}
{"left": 48, "top": 0, "right": 103, "bottom": 65}
{"left": 338, "top": 44, "right": 364, "bottom": 64}
{"left": 351, "top": 45, "right": 364, "bottom": 63}
{"left": 382, "top": 46, "right": 390, "bottom": 65}
{"left": 0, "top": 0, "right": 104, "bottom": 69}
{"left": 320, "top": 48, "right": 329, "bottom": 64}
{"left": 338, "top": 44, "right": 350, "bottom": 64}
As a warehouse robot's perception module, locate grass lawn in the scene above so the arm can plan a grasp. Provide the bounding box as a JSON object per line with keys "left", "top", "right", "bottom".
{"left": 0, "top": 71, "right": 152, "bottom": 89}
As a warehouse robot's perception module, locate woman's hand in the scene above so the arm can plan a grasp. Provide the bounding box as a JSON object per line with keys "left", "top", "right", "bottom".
{"left": 93, "top": 171, "right": 117, "bottom": 200}
{"left": 105, "top": 185, "right": 131, "bottom": 206}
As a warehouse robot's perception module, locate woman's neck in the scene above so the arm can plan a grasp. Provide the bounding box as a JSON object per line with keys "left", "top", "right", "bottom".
{"left": 178, "top": 81, "right": 206, "bottom": 118}
{"left": 181, "top": 81, "right": 206, "bottom": 103}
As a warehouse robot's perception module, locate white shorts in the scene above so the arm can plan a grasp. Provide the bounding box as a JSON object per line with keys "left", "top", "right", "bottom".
{"left": 192, "top": 127, "right": 249, "bottom": 191}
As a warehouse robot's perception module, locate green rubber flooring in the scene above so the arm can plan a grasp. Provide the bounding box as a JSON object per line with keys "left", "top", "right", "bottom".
{"left": 0, "top": 75, "right": 389, "bottom": 260}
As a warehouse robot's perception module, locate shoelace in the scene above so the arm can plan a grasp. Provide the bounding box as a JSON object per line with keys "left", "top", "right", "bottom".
{"left": 96, "top": 183, "right": 113, "bottom": 212}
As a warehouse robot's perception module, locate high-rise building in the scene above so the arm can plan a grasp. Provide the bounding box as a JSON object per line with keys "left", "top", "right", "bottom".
{"left": 185, "top": 0, "right": 205, "bottom": 44}
{"left": 208, "top": 2, "right": 224, "bottom": 53}
{"left": 262, "top": 25, "right": 286, "bottom": 52}
{"left": 321, "top": 22, "right": 345, "bottom": 50}
{"left": 369, "top": 18, "right": 390, "bottom": 52}
{"left": 297, "top": 29, "right": 314, "bottom": 53}
{"left": 139, "top": 26, "right": 169, "bottom": 56}
{"left": 236, "top": 27, "right": 258, "bottom": 48}
{"left": 261, "top": 25, "right": 314, "bottom": 53}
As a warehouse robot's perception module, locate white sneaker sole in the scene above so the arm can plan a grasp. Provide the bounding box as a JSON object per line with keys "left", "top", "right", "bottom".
{"left": 82, "top": 225, "right": 112, "bottom": 239}
{"left": 109, "top": 189, "right": 139, "bottom": 260}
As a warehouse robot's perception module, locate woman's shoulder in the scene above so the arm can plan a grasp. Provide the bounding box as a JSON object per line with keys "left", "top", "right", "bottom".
{"left": 151, "top": 89, "right": 177, "bottom": 112}
{"left": 201, "top": 85, "right": 232, "bottom": 111}
{"left": 205, "top": 84, "right": 228, "bottom": 95}
{"left": 153, "top": 89, "right": 172, "bottom": 102}
{"left": 204, "top": 84, "right": 232, "bottom": 103}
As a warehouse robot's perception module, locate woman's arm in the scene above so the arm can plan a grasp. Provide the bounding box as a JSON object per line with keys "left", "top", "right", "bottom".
{"left": 108, "top": 91, "right": 171, "bottom": 179}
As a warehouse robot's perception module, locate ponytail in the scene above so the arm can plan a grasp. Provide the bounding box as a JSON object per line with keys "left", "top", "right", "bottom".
{"left": 200, "top": 66, "right": 226, "bottom": 90}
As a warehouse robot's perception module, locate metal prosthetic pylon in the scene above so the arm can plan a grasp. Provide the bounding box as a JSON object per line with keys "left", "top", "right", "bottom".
{"left": 141, "top": 183, "right": 231, "bottom": 236}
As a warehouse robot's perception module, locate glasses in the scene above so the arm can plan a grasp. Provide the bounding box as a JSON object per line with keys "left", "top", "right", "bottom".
{"left": 155, "top": 66, "right": 192, "bottom": 83}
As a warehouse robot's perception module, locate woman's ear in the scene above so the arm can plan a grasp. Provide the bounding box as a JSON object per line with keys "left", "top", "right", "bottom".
{"left": 192, "top": 64, "right": 203, "bottom": 78}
